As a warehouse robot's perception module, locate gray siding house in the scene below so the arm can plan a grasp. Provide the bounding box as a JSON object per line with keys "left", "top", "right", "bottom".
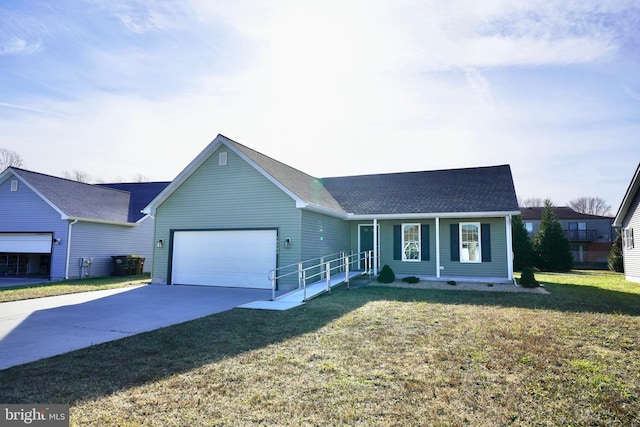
{"left": 0, "top": 168, "right": 168, "bottom": 281}
{"left": 144, "top": 135, "right": 520, "bottom": 290}
{"left": 521, "top": 207, "right": 614, "bottom": 268}
{"left": 613, "top": 163, "right": 640, "bottom": 283}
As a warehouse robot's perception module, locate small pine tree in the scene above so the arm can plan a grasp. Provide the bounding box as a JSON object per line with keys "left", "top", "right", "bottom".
{"left": 519, "top": 266, "right": 539, "bottom": 288}
{"left": 533, "top": 199, "right": 574, "bottom": 272}
{"left": 512, "top": 214, "right": 533, "bottom": 271}
{"left": 608, "top": 233, "right": 624, "bottom": 273}
{"left": 377, "top": 265, "right": 396, "bottom": 283}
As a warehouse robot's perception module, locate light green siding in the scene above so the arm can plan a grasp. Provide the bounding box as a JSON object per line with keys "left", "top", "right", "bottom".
{"left": 152, "top": 147, "right": 300, "bottom": 286}
{"left": 439, "top": 217, "right": 508, "bottom": 278}
{"left": 151, "top": 147, "right": 352, "bottom": 290}
{"left": 300, "top": 210, "right": 350, "bottom": 261}
{"left": 350, "top": 217, "right": 509, "bottom": 279}
{"left": 350, "top": 220, "right": 437, "bottom": 276}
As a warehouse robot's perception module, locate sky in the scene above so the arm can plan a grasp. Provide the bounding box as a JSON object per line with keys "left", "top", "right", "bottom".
{"left": 1, "top": 0, "right": 639, "bottom": 214}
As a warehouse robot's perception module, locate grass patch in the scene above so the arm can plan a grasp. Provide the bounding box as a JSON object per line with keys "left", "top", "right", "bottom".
{"left": 0, "top": 275, "right": 150, "bottom": 302}
{"left": 0, "top": 271, "right": 639, "bottom": 425}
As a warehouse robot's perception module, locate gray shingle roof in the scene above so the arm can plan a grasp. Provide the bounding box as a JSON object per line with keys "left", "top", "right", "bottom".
{"left": 225, "top": 137, "right": 346, "bottom": 214}
{"left": 520, "top": 207, "right": 613, "bottom": 221}
{"left": 99, "top": 182, "right": 171, "bottom": 222}
{"left": 321, "top": 165, "right": 519, "bottom": 215}
{"left": 10, "top": 168, "right": 167, "bottom": 223}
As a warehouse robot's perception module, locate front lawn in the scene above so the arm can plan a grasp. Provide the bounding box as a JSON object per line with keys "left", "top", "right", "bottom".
{"left": 0, "top": 271, "right": 638, "bottom": 426}
{"left": 0, "top": 275, "right": 150, "bottom": 303}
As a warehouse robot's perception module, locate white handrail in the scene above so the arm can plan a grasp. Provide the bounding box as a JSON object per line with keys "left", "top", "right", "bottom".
{"left": 269, "top": 250, "right": 377, "bottom": 300}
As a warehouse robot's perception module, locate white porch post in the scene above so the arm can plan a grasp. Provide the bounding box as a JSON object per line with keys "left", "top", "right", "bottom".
{"left": 435, "top": 217, "right": 441, "bottom": 278}
{"left": 373, "top": 218, "right": 378, "bottom": 276}
{"left": 505, "top": 215, "right": 514, "bottom": 280}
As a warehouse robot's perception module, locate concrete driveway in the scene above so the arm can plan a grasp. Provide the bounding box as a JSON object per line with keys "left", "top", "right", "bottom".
{"left": 0, "top": 285, "right": 272, "bottom": 370}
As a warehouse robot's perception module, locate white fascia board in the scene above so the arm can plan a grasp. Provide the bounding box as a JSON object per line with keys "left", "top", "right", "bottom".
{"left": 5, "top": 168, "right": 68, "bottom": 220}
{"left": 229, "top": 143, "right": 306, "bottom": 207}
{"left": 136, "top": 214, "right": 152, "bottom": 225}
{"left": 301, "top": 203, "right": 348, "bottom": 219}
{"left": 613, "top": 163, "right": 640, "bottom": 227}
{"left": 142, "top": 135, "right": 306, "bottom": 214}
{"left": 142, "top": 136, "right": 226, "bottom": 214}
{"left": 346, "top": 211, "right": 521, "bottom": 220}
{"left": 65, "top": 217, "right": 137, "bottom": 227}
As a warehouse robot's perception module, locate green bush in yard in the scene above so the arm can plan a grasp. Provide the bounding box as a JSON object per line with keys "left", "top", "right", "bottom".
{"left": 608, "top": 234, "right": 624, "bottom": 273}
{"left": 377, "top": 265, "right": 396, "bottom": 283}
{"left": 533, "top": 199, "right": 573, "bottom": 272}
{"left": 519, "top": 266, "right": 539, "bottom": 288}
{"left": 401, "top": 276, "right": 420, "bottom": 284}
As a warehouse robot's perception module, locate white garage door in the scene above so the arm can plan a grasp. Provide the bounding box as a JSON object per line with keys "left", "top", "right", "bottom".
{"left": 171, "top": 230, "right": 277, "bottom": 288}
{"left": 0, "top": 233, "right": 52, "bottom": 253}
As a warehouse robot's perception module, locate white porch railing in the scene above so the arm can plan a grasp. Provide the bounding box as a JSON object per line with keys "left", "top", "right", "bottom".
{"left": 268, "top": 250, "right": 377, "bottom": 301}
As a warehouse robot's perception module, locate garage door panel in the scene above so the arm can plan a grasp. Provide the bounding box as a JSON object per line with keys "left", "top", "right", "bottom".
{"left": 172, "top": 230, "right": 276, "bottom": 288}
{"left": 0, "top": 233, "right": 52, "bottom": 253}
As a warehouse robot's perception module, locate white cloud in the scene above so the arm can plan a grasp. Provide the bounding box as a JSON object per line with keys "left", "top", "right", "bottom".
{"left": 1, "top": 0, "right": 638, "bottom": 209}
{"left": 0, "top": 37, "right": 41, "bottom": 55}
{"left": 107, "top": 0, "right": 189, "bottom": 33}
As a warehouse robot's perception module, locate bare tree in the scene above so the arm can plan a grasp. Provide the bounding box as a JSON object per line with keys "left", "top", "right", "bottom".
{"left": 132, "top": 173, "right": 150, "bottom": 182}
{"left": 519, "top": 197, "right": 545, "bottom": 208}
{"left": 0, "top": 148, "right": 24, "bottom": 171}
{"left": 569, "top": 197, "right": 612, "bottom": 216}
{"left": 63, "top": 170, "right": 92, "bottom": 183}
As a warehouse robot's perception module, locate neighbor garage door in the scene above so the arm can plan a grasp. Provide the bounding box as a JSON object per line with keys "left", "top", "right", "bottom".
{"left": 0, "top": 233, "right": 52, "bottom": 253}
{"left": 171, "top": 230, "right": 277, "bottom": 288}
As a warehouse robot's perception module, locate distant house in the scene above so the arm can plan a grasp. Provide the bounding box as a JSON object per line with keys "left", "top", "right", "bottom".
{"left": 613, "top": 163, "right": 640, "bottom": 283}
{"left": 0, "top": 167, "right": 169, "bottom": 281}
{"left": 143, "top": 134, "right": 521, "bottom": 290}
{"left": 520, "top": 206, "right": 614, "bottom": 268}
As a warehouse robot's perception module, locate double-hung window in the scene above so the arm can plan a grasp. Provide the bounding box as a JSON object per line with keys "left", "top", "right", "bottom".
{"left": 460, "top": 222, "right": 481, "bottom": 263}
{"left": 402, "top": 224, "right": 420, "bottom": 261}
{"left": 623, "top": 228, "right": 634, "bottom": 250}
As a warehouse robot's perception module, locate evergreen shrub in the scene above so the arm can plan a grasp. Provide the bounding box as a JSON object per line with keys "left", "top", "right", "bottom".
{"left": 519, "top": 266, "right": 539, "bottom": 288}
{"left": 377, "top": 265, "right": 396, "bottom": 283}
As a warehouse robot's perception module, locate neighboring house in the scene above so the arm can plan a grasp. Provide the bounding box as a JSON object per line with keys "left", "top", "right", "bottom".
{"left": 613, "top": 163, "right": 640, "bottom": 283}
{"left": 0, "top": 167, "right": 169, "bottom": 280}
{"left": 143, "top": 134, "right": 520, "bottom": 290}
{"left": 520, "top": 206, "right": 614, "bottom": 268}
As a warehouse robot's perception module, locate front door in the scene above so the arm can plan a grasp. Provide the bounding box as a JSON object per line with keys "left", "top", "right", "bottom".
{"left": 359, "top": 225, "right": 379, "bottom": 270}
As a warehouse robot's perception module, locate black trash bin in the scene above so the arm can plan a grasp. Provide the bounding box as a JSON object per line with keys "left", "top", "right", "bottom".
{"left": 112, "top": 255, "right": 145, "bottom": 276}
{"left": 111, "top": 256, "right": 129, "bottom": 276}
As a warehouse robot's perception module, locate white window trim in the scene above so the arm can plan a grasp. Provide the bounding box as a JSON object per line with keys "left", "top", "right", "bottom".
{"left": 402, "top": 223, "right": 421, "bottom": 262}
{"left": 10, "top": 180, "right": 18, "bottom": 192}
{"left": 460, "top": 222, "right": 482, "bottom": 263}
{"left": 623, "top": 227, "right": 634, "bottom": 250}
{"left": 218, "top": 152, "right": 228, "bottom": 166}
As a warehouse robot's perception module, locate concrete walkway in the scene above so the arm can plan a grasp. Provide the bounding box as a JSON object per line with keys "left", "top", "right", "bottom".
{"left": 240, "top": 271, "right": 366, "bottom": 310}
{"left": 0, "top": 285, "right": 272, "bottom": 370}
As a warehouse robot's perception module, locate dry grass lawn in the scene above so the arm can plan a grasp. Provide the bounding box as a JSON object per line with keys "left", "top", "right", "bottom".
{"left": 0, "top": 271, "right": 638, "bottom": 426}
{"left": 0, "top": 275, "right": 150, "bottom": 303}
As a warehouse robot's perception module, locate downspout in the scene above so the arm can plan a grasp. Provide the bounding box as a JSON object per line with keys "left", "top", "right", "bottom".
{"left": 435, "top": 217, "right": 441, "bottom": 278}
{"left": 505, "top": 215, "right": 514, "bottom": 283}
{"left": 373, "top": 218, "right": 378, "bottom": 276}
{"left": 65, "top": 219, "right": 78, "bottom": 279}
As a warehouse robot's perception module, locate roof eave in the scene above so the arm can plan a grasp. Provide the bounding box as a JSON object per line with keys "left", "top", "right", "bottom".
{"left": 300, "top": 203, "right": 347, "bottom": 219}
{"left": 3, "top": 168, "right": 68, "bottom": 219}
{"left": 142, "top": 135, "right": 306, "bottom": 213}
{"left": 65, "top": 217, "right": 138, "bottom": 227}
{"left": 346, "top": 210, "right": 521, "bottom": 220}
{"left": 613, "top": 163, "right": 640, "bottom": 227}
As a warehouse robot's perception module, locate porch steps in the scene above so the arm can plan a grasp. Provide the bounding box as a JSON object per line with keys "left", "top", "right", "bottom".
{"left": 239, "top": 270, "right": 366, "bottom": 311}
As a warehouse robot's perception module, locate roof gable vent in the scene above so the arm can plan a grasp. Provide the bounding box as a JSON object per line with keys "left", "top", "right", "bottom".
{"left": 10, "top": 180, "right": 18, "bottom": 192}
{"left": 219, "top": 152, "right": 228, "bottom": 166}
